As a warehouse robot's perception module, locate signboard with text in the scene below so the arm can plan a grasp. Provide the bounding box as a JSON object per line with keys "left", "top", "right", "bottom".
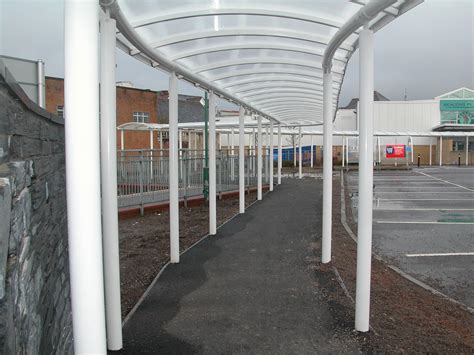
{"left": 386, "top": 144, "right": 406, "bottom": 159}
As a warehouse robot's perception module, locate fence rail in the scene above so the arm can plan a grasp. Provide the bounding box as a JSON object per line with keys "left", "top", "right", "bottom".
{"left": 117, "top": 149, "right": 271, "bottom": 213}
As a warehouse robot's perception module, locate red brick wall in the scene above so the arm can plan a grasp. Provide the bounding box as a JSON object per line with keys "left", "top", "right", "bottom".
{"left": 45, "top": 77, "right": 64, "bottom": 116}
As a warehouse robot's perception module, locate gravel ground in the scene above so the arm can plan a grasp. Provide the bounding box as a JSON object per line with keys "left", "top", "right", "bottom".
{"left": 118, "top": 192, "right": 258, "bottom": 319}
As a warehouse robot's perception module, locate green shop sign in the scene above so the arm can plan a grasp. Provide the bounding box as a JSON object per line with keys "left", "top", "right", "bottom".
{"left": 440, "top": 99, "right": 474, "bottom": 111}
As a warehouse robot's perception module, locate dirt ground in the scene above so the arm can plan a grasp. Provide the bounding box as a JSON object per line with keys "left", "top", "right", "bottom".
{"left": 312, "top": 173, "right": 474, "bottom": 353}
{"left": 119, "top": 191, "right": 258, "bottom": 319}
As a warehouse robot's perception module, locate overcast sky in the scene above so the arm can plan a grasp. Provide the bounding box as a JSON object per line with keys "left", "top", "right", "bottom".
{"left": 1, "top": 0, "right": 472, "bottom": 108}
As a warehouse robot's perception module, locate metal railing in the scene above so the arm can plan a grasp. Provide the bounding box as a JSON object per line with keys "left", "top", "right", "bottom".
{"left": 117, "top": 149, "right": 271, "bottom": 213}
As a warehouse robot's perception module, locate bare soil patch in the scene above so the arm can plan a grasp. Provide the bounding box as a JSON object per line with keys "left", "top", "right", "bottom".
{"left": 119, "top": 192, "right": 258, "bottom": 319}
{"left": 312, "top": 174, "right": 474, "bottom": 353}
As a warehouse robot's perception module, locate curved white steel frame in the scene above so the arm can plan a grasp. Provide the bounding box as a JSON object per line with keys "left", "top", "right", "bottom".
{"left": 208, "top": 68, "right": 344, "bottom": 83}
{"left": 221, "top": 76, "right": 339, "bottom": 90}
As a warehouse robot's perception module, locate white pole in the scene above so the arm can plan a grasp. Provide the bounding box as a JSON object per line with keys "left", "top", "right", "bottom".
{"left": 322, "top": 71, "right": 333, "bottom": 264}
{"left": 410, "top": 136, "right": 414, "bottom": 164}
{"left": 310, "top": 135, "right": 314, "bottom": 168}
{"left": 169, "top": 72, "right": 180, "bottom": 263}
{"left": 377, "top": 136, "right": 381, "bottom": 165}
{"left": 179, "top": 129, "right": 183, "bottom": 174}
{"left": 265, "top": 127, "right": 269, "bottom": 183}
{"left": 257, "top": 116, "right": 263, "bottom": 200}
{"left": 239, "top": 107, "right": 245, "bottom": 213}
{"left": 100, "top": 13, "right": 122, "bottom": 350}
{"left": 346, "top": 136, "right": 349, "bottom": 165}
{"left": 149, "top": 130, "right": 154, "bottom": 178}
{"left": 342, "top": 136, "right": 345, "bottom": 168}
{"left": 355, "top": 27, "right": 374, "bottom": 333}
{"left": 293, "top": 136, "right": 297, "bottom": 167}
{"left": 253, "top": 127, "right": 256, "bottom": 173}
{"left": 278, "top": 125, "right": 282, "bottom": 185}
{"left": 269, "top": 121, "right": 274, "bottom": 191}
{"left": 298, "top": 126, "right": 303, "bottom": 179}
{"left": 120, "top": 130, "right": 124, "bottom": 151}
{"left": 440, "top": 136, "right": 443, "bottom": 166}
{"left": 466, "top": 136, "right": 469, "bottom": 166}
{"left": 65, "top": 1, "right": 107, "bottom": 353}
{"left": 231, "top": 128, "right": 235, "bottom": 180}
{"left": 429, "top": 141, "right": 432, "bottom": 166}
{"left": 209, "top": 92, "right": 217, "bottom": 235}
{"left": 37, "top": 59, "right": 45, "bottom": 108}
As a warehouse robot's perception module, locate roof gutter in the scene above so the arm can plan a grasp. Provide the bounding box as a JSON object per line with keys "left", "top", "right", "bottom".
{"left": 100, "top": 0, "right": 280, "bottom": 124}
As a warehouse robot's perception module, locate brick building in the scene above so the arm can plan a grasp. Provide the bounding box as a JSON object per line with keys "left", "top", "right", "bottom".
{"left": 45, "top": 77, "right": 205, "bottom": 150}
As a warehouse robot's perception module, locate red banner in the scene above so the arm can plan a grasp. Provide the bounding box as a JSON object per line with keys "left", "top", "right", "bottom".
{"left": 386, "top": 144, "right": 406, "bottom": 158}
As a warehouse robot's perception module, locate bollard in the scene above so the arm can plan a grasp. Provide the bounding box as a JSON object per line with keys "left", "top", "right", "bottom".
{"left": 417, "top": 154, "right": 420, "bottom": 168}
{"left": 458, "top": 154, "right": 461, "bottom": 166}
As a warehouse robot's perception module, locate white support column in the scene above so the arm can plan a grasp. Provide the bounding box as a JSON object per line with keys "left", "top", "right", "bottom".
{"left": 37, "top": 59, "right": 45, "bottom": 108}
{"left": 278, "top": 125, "right": 282, "bottom": 185}
{"left": 120, "top": 130, "right": 124, "bottom": 151}
{"left": 409, "top": 136, "right": 414, "bottom": 164}
{"left": 99, "top": 13, "right": 122, "bottom": 351}
{"left": 429, "top": 140, "right": 432, "bottom": 166}
{"left": 269, "top": 121, "right": 274, "bottom": 191}
{"left": 298, "top": 126, "right": 302, "bottom": 179}
{"left": 265, "top": 127, "right": 269, "bottom": 183}
{"left": 231, "top": 128, "right": 235, "bottom": 181}
{"left": 149, "top": 130, "right": 154, "bottom": 177}
{"left": 310, "top": 135, "right": 314, "bottom": 168}
{"left": 322, "top": 71, "right": 333, "bottom": 264}
{"left": 377, "top": 136, "right": 381, "bottom": 166}
{"left": 466, "top": 136, "right": 469, "bottom": 166}
{"left": 239, "top": 107, "right": 245, "bottom": 213}
{"left": 439, "top": 136, "right": 443, "bottom": 166}
{"left": 342, "top": 136, "right": 345, "bottom": 168}
{"left": 65, "top": 1, "right": 106, "bottom": 353}
{"left": 355, "top": 27, "right": 374, "bottom": 333}
{"left": 179, "top": 129, "right": 183, "bottom": 174}
{"left": 346, "top": 136, "right": 349, "bottom": 165}
{"left": 209, "top": 92, "right": 217, "bottom": 234}
{"left": 293, "top": 136, "right": 297, "bottom": 167}
{"left": 169, "top": 72, "right": 180, "bottom": 263}
{"left": 257, "top": 116, "right": 263, "bottom": 200}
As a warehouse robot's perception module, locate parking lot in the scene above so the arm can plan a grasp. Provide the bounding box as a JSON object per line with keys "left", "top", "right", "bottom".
{"left": 347, "top": 167, "right": 474, "bottom": 309}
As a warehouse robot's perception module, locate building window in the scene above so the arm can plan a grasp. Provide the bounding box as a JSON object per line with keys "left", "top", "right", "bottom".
{"left": 133, "top": 111, "right": 150, "bottom": 123}
{"left": 56, "top": 105, "right": 64, "bottom": 119}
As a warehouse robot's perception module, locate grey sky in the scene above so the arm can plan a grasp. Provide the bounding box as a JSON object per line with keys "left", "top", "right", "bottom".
{"left": 1, "top": 0, "right": 472, "bottom": 109}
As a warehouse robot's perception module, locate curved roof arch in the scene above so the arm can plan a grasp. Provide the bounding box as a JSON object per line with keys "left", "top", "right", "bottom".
{"left": 104, "top": 0, "right": 423, "bottom": 126}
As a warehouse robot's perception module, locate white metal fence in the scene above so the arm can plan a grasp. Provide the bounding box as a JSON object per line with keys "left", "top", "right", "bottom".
{"left": 117, "top": 149, "right": 271, "bottom": 212}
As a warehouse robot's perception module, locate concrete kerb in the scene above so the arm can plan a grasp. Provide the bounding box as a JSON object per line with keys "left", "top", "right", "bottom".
{"left": 121, "top": 187, "right": 273, "bottom": 327}
{"left": 339, "top": 171, "right": 474, "bottom": 315}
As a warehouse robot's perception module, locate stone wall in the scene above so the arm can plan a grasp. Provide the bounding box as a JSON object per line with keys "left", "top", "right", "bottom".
{"left": 0, "top": 64, "right": 72, "bottom": 354}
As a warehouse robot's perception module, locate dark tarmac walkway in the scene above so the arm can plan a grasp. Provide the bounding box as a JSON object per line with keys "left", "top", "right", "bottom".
{"left": 118, "top": 178, "right": 361, "bottom": 354}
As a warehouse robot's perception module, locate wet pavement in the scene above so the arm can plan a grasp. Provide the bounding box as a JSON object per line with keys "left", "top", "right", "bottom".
{"left": 118, "top": 178, "right": 362, "bottom": 354}
{"left": 347, "top": 167, "right": 474, "bottom": 309}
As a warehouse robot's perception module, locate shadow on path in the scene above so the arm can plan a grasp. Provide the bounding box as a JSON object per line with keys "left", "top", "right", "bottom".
{"left": 117, "top": 179, "right": 361, "bottom": 354}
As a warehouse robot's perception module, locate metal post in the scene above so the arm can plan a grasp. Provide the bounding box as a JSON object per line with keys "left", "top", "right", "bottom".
{"left": 269, "top": 121, "right": 274, "bottom": 191}
{"left": 311, "top": 135, "right": 314, "bottom": 168}
{"left": 239, "top": 107, "right": 245, "bottom": 213}
{"left": 99, "top": 12, "right": 122, "bottom": 350}
{"left": 65, "top": 1, "right": 106, "bottom": 353}
{"left": 209, "top": 92, "right": 217, "bottom": 235}
{"left": 257, "top": 116, "right": 263, "bottom": 200}
{"left": 252, "top": 127, "right": 256, "bottom": 173}
{"left": 231, "top": 128, "right": 235, "bottom": 181}
{"left": 203, "top": 93, "right": 209, "bottom": 199}
{"left": 440, "top": 136, "right": 443, "bottom": 166}
{"left": 293, "top": 136, "right": 297, "bottom": 167}
{"left": 322, "top": 71, "right": 333, "bottom": 264}
{"left": 429, "top": 141, "right": 432, "bottom": 166}
{"left": 37, "top": 59, "right": 45, "bottom": 108}
{"left": 409, "top": 136, "right": 414, "bottom": 164}
{"left": 377, "top": 136, "right": 381, "bottom": 166}
{"left": 342, "top": 136, "right": 345, "bottom": 168}
{"left": 278, "top": 125, "right": 282, "bottom": 185}
{"left": 265, "top": 127, "right": 269, "bottom": 183}
{"left": 466, "top": 136, "right": 469, "bottom": 166}
{"left": 120, "top": 130, "right": 124, "bottom": 151}
{"left": 298, "top": 126, "right": 302, "bottom": 179}
{"left": 346, "top": 136, "right": 349, "bottom": 166}
{"left": 169, "top": 72, "right": 180, "bottom": 263}
{"left": 355, "top": 27, "right": 374, "bottom": 333}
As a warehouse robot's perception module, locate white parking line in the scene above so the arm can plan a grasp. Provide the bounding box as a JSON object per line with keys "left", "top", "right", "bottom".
{"left": 375, "top": 191, "right": 474, "bottom": 194}
{"left": 406, "top": 252, "right": 474, "bottom": 257}
{"left": 415, "top": 171, "right": 474, "bottom": 192}
{"left": 374, "top": 208, "right": 474, "bottom": 211}
{"left": 376, "top": 220, "right": 474, "bottom": 225}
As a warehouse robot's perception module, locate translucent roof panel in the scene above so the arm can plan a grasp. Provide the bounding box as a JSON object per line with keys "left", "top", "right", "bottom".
{"left": 107, "top": 0, "right": 423, "bottom": 126}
